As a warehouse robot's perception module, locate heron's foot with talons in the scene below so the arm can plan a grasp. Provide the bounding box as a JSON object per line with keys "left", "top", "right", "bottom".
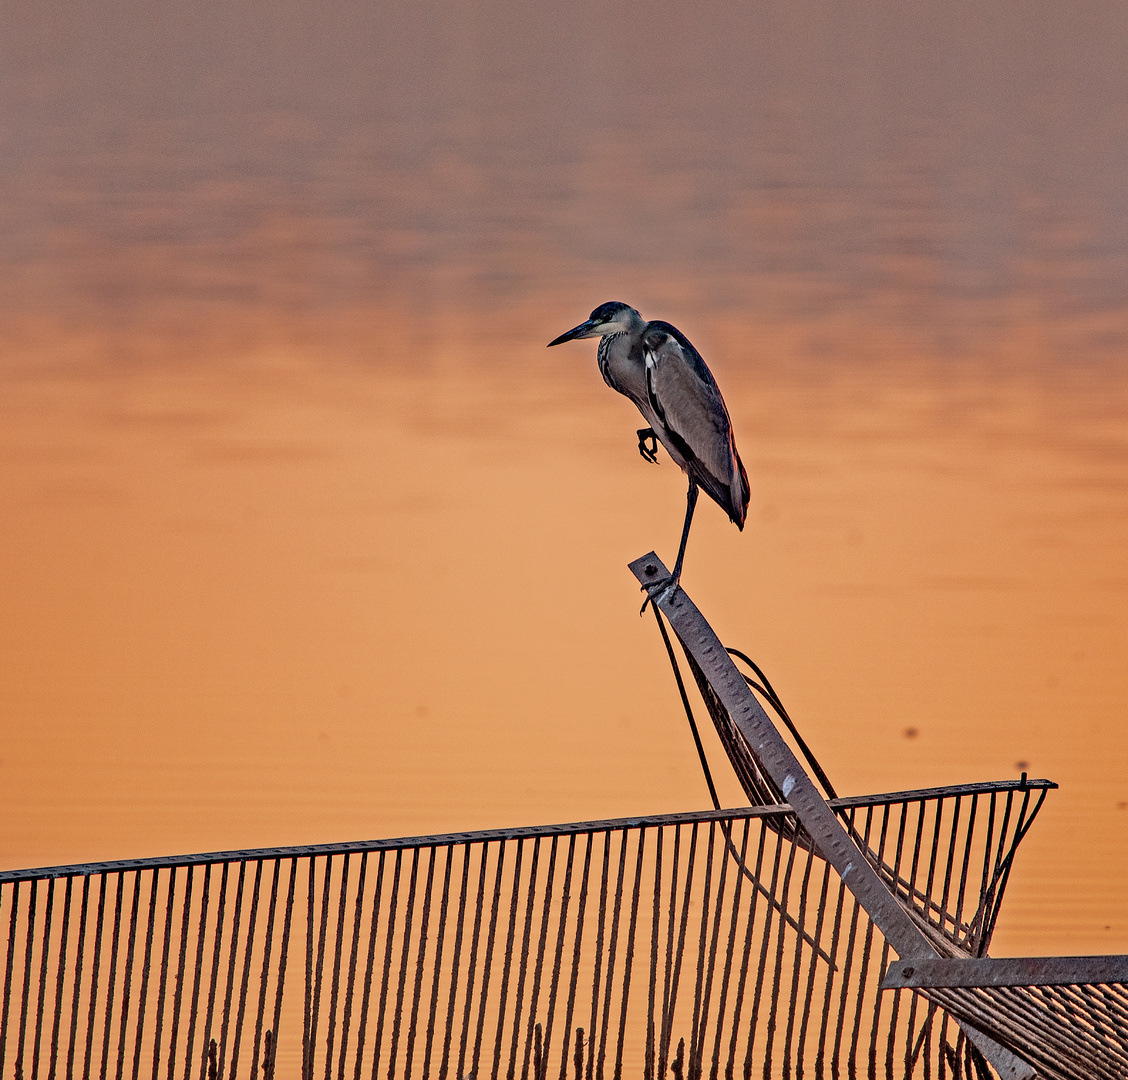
{"left": 639, "top": 574, "right": 680, "bottom": 615}
{"left": 637, "top": 428, "right": 659, "bottom": 464}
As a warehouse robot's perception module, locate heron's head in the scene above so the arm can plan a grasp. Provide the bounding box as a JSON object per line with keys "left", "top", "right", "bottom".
{"left": 547, "top": 302, "right": 643, "bottom": 346}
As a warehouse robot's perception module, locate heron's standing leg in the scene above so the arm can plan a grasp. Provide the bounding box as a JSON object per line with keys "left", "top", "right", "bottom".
{"left": 669, "top": 479, "right": 699, "bottom": 588}
{"left": 642, "top": 479, "right": 699, "bottom": 612}
{"left": 637, "top": 427, "right": 659, "bottom": 464}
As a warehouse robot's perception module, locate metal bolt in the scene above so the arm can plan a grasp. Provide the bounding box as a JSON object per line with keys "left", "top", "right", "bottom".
{"left": 645, "top": 563, "right": 657, "bottom": 575}
{"left": 903, "top": 966, "right": 914, "bottom": 977}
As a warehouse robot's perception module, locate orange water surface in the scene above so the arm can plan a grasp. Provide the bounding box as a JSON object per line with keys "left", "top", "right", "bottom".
{"left": 1, "top": 2, "right": 1127, "bottom": 957}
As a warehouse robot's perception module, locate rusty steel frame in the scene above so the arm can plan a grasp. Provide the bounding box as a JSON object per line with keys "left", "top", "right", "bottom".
{"left": 631, "top": 551, "right": 1128, "bottom": 1080}
{"left": 0, "top": 551, "right": 1123, "bottom": 1078}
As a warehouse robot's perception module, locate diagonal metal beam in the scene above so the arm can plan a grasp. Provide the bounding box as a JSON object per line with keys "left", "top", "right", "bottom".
{"left": 629, "top": 553, "right": 1039, "bottom": 1080}
{"left": 630, "top": 552, "right": 935, "bottom": 960}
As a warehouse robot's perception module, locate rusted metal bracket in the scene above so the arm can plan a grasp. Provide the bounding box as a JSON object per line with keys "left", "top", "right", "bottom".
{"left": 630, "top": 552, "right": 1038, "bottom": 1080}
{"left": 882, "top": 955, "right": 1128, "bottom": 990}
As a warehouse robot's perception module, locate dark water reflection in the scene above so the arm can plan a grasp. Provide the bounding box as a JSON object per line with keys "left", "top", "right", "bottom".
{"left": 5, "top": 3, "right": 1128, "bottom": 362}
{"left": 1, "top": 3, "right": 1127, "bottom": 954}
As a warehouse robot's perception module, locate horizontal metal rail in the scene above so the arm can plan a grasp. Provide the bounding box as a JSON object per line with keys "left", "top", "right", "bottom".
{"left": 883, "top": 956, "right": 1128, "bottom": 990}
{"left": 0, "top": 779, "right": 1055, "bottom": 885}
{"left": 0, "top": 781, "right": 1054, "bottom": 1080}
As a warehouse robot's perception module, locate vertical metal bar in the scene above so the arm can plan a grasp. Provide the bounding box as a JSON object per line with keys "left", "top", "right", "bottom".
{"left": 322, "top": 853, "right": 352, "bottom": 1080}
{"left": 491, "top": 838, "right": 528, "bottom": 1080}
{"left": 506, "top": 838, "right": 543, "bottom": 1080}
{"left": 469, "top": 840, "right": 508, "bottom": 1080}
{"left": 660, "top": 823, "right": 699, "bottom": 1078}
{"left": 438, "top": 845, "right": 472, "bottom": 1080}
{"left": 723, "top": 823, "right": 769, "bottom": 1080}
{"left": 351, "top": 849, "right": 387, "bottom": 1080}
{"left": 657, "top": 824, "right": 683, "bottom": 1078}
{"left": 148, "top": 867, "right": 178, "bottom": 1080}
{"left": 180, "top": 863, "right": 213, "bottom": 1080}
{"left": 759, "top": 829, "right": 802, "bottom": 1076}
{"left": 861, "top": 806, "right": 892, "bottom": 1077}
{"left": 227, "top": 859, "right": 265, "bottom": 1080}
{"left": 17, "top": 877, "right": 40, "bottom": 1079}
{"left": 163, "top": 862, "right": 194, "bottom": 1078}
{"left": 812, "top": 864, "right": 848, "bottom": 1077}
{"left": 421, "top": 846, "right": 455, "bottom": 1080}
{"left": 249, "top": 860, "right": 284, "bottom": 1080}
{"left": 214, "top": 860, "right": 250, "bottom": 1076}
{"left": 336, "top": 852, "right": 369, "bottom": 1080}
{"left": 66, "top": 876, "right": 93, "bottom": 1080}
{"left": 741, "top": 823, "right": 787, "bottom": 1077}
{"left": 164, "top": 865, "right": 194, "bottom": 1080}
{"left": 303, "top": 859, "right": 317, "bottom": 1080}
{"left": 128, "top": 869, "right": 162, "bottom": 1080}
{"left": 196, "top": 862, "right": 232, "bottom": 1080}
{"left": 594, "top": 830, "right": 630, "bottom": 1080}
{"left": 540, "top": 835, "right": 578, "bottom": 1080}
{"left": 829, "top": 897, "right": 864, "bottom": 1078}
{"left": 977, "top": 787, "right": 1027, "bottom": 955}
{"left": 793, "top": 841, "right": 833, "bottom": 1080}
{"left": 584, "top": 833, "right": 614, "bottom": 1080}
{"left": 967, "top": 793, "right": 999, "bottom": 955}
{"left": 403, "top": 846, "right": 438, "bottom": 1080}
{"left": 644, "top": 829, "right": 663, "bottom": 1080}
{"left": 521, "top": 837, "right": 559, "bottom": 1080}
{"left": 868, "top": 807, "right": 897, "bottom": 1080}
{"left": 953, "top": 794, "right": 979, "bottom": 950}
{"left": 816, "top": 808, "right": 855, "bottom": 1077}
{"left": 879, "top": 804, "right": 910, "bottom": 1076}
{"left": 48, "top": 876, "right": 75, "bottom": 1080}
{"left": 690, "top": 822, "right": 731, "bottom": 1080}
{"left": 778, "top": 838, "right": 818, "bottom": 1074}
{"left": 0, "top": 881, "right": 20, "bottom": 1078}
{"left": 706, "top": 817, "right": 749, "bottom": 1079}
{"left": 98, "top": 874, "right": 126, "bottom": 1080}
{"left": 455, "top": 843, "right": 490, "bottom": 1080}
{"left": 923, "top": 797, "right": 947, "bottom": 931}
{"left": 906, "top": 799, "right": 928, "bottom": 923}
{"left": 267, "top": 858, "right": 299, "bottom": 1078}
{"left": 846, "top": 810, "right": 879, "bottom": 1073}
{"left": 112, "top": 871, "right": 142, "bottom": 1080}
{"left": 685, "top": 823, "right": 717, "bottom": 1080}
{"left": 369, "top": 849, "right": 404, "bottom": 1080}
{"left": 32, "top": 876, "right": 57, "bottom": 1080}
{"left": 386, "top": 847, "right": 422, "bottom": 1080}
{"left": 611, "top": 829, "right": 645, "bottom": 1080}
{"left": 306, "top": 856, "right": 334, "bottom": 1080}
{"left": 556, "top": 834, "right": 594, "bottom": 1080}
{"left": 938, "top": 797, "right": 963, "bottom": 940}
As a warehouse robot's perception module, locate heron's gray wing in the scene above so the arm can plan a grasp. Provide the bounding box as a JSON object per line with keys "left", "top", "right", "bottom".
{"left": 644, "top": 328, "right": 748, "bottom": 525}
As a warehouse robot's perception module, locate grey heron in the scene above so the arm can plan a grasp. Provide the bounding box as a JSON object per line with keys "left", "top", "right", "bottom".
{"left": 548, "top": 302, "right": 749, "bottom": 600}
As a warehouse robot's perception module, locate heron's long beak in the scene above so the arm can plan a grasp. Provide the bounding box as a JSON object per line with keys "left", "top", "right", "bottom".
{"left": 547, "top": 319, "right": 597, "bottom": 347}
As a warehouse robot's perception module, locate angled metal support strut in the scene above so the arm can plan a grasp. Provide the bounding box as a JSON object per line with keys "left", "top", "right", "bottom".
{"left": 631, "top": 553, "right": 934, "bottom": 960}
{"left": 630, "top": 552, "right": 1038, "bottom": 1080}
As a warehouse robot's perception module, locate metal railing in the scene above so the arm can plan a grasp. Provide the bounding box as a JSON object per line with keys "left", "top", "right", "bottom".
{"left": 0, "top": 779, "right": 1049, "bottom": 1080}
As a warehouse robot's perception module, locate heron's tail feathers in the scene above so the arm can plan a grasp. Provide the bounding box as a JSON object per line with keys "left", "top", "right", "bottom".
{"left": 731, "top": 450, "right": 750, "bottom": 530}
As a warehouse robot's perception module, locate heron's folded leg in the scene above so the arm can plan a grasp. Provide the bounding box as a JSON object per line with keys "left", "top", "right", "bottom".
{"left": 637, "top": 427, "right": 659, "bottom": 464}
